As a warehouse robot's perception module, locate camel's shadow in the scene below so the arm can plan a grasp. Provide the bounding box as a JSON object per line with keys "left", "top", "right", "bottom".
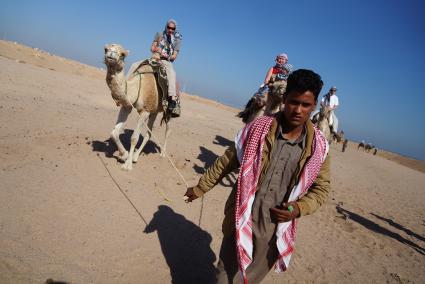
{"left": 91, "top": 129, "right": 159, "bottom": 161}
{"left": 212, "top": 135, "right": 234, "bottom": 147}
{"left": 336, "top": 206, "right": 425, "bottom": 256}
{"left": 193, "top": 146, "right": 218, "bottom": 173}
{"left": 193, "top": 135, "right": 237, "bottom": 188}
{"left": 144, "top": 205, "right": 218, "bottom": 283}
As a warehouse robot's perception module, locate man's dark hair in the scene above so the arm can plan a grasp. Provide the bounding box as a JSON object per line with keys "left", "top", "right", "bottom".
{"left": 285, "top": 69, "right": 323, "bottom": 101}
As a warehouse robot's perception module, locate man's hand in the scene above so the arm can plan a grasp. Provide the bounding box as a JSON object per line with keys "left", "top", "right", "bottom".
{"left": 183, "top": 187, "right": 199, "bottom": 203}
{"left": 270, "top": 202, "right": 300, "bottom": 223}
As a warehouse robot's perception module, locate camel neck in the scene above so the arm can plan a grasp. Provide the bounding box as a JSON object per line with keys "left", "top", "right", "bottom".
{"left": 107, "top": 64, "right": 124, "bottom": 76}
{"left": 106, "top": 64, "right": 133, "bottom": 106}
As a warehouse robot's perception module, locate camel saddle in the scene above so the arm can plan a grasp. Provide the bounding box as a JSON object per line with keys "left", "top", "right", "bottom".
{"left": 129, "top": 58, "right": 181, "bottom": 118}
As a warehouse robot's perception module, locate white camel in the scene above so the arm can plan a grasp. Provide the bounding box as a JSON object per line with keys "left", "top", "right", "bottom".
{"left": 316, "top": 106, "right": 332, "bottom": 143}
{"left": 104, "top": 43, "right": 171, "bottom": 171}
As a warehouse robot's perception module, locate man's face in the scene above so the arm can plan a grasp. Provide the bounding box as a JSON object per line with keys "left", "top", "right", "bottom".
{"left": 166, "top": 22, "right": 176, "bottom": 35}
{"left": 283, "top": 90, "right": 317, "bottom": 127}
{"left": 276, "top": 56, "right": 287, "bottom": 65}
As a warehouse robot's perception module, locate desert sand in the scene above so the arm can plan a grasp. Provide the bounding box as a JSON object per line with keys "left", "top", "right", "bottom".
{"left": 0, "top": 40, "right": 424, "bottom": 284}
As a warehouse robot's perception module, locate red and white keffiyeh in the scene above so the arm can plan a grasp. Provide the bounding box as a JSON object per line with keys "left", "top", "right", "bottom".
{"left": 234, "top": 116, "right": 328, "bottom": 283}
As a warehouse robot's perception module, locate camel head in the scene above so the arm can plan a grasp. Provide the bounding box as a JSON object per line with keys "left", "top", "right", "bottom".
{"left": 268, "top": 80, "right": 287, "bottom": 98}
{"left": 267, "top": 80, "right": 287, "bottom": 108}
{"left": 104, "top": 44, "right": 129, "bottom": 71}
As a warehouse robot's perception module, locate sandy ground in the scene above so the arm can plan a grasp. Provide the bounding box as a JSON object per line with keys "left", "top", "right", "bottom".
{"left": 0, "top": 40, "right": 424, "bottom": 284}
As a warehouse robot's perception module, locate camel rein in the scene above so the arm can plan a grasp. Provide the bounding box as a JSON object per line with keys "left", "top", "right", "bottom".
{"left": 126, "top": 68, "right": 188, "bottom": 188}
{"left": 127, "top": 103, "right": 205, "bottom": 225}
{"left": 129, "top": 104, "right": 190, "bottom": 189}
{"left": 124, "top": 72, "right": 144, "bottom": 106}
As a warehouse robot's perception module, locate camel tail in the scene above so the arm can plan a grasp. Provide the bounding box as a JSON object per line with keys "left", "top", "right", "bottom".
{"left": 236, "top": 110, "right": 250, "bottom": 124}
{"left": 160, "top": 112, "right": 171, "bottom": 126}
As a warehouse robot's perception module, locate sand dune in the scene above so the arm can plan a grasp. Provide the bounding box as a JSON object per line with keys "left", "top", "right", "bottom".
{"left": 1, "top": 40, "right": 424, "bottom": 283}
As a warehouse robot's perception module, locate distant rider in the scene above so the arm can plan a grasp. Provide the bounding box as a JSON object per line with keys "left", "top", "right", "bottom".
{"left": 311, "top": 86, "right": 339, "bottom": 134}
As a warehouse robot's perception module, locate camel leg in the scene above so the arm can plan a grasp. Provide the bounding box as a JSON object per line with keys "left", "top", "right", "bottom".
{"left": 160, "top": 120, "right": 171, "bottom": 158}
{"left": 133, "top": 112, "right": 157, "bottom": 163}
{"left": 122, "top": 112, "right": 148, "bottom": 171}
{"left": 111, "top": 106, "right": 132, "bottom": 162}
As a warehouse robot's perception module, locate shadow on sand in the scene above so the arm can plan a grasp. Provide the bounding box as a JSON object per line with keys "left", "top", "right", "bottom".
{"left": 193, "top": 135, "right": 237, "bottom": 188}
{"left": 144, "top": 205, "right": 218, "bottom": 283}
{"left": 91, "top": 129, "right": 159, "bottom": 160}
{"left": 193, "top": 146, "right": 219, "bottom": 173}
{"left": 370, "top": 213, "right": 425, "bottom": 243}
{"left": 336, "top": 206, "right": 425, "bottom": 255}
{"left": 212, "top": 135, "right": 234, "bottom": 147}
{"left": 192, "top": 146, "right": 237, "bottom": 188}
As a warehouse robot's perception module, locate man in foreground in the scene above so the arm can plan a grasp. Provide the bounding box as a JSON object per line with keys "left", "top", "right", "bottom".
{"left": 184, "top": 69, "right": 331, "bottom": 283}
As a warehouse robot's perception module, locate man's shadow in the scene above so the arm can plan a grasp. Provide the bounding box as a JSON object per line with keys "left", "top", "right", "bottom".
{"left": 144, "top": 205, "right": 218, "bottom": 283}
{"left": 91, "top": 129, "right": 159, "bottom": 160}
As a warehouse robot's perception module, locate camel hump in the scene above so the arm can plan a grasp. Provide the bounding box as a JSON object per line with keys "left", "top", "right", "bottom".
{"left": 130, "top": 59, "right": 168, "bottom": 113}
{"left": 128, "top": 59, "right": 160, "bottom": 79}
{"left": 136, "top": 63, "right": 154, "bottom": 74}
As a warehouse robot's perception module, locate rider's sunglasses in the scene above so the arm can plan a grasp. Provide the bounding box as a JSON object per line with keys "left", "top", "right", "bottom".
{"left": 167, "top": 26, "right": 176, "bottom": 31}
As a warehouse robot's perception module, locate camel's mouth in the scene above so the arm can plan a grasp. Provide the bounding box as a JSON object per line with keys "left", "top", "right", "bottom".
{"left": 104, "top": 49, "right": 123, "bottom": 65}
{"left": 105, "top": 55, "right": 118, "bottom": 63}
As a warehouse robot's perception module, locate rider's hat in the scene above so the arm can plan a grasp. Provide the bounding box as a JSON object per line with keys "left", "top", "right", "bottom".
{"left": 276, "top": 53, "right": 288, "bottom": 60}
{"left": 330, "top": 86, "right": 337, "bottom": 91}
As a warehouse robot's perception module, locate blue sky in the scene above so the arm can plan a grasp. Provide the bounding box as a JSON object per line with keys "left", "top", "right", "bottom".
{"left": 1, "top": 0, "right": 424, "bottom": 160}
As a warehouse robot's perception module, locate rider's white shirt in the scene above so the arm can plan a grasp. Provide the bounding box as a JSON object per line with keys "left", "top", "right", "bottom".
{"left": 322, "top": 94, "right": 339, "bottom": 108}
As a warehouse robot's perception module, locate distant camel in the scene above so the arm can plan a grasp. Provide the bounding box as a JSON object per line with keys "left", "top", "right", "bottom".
{"left": 358, "top": 142, "right": 377, "bottom": 154}
{"left": 358, "top": 142, "right": 366, "bottom": 150}
{"left": 333, "top": 130, "right": 345, "bottom": 143}
{"left": 237, "top": 80, "right": 286, "bottom": 124}
{"left": 104, "top": 43, "right": 172, "bottom": 171}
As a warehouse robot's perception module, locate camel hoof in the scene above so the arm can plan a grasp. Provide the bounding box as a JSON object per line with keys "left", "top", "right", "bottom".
{"left": 132, "top": 155, "right": 139, "bottom": 163}
{"left": 121, "top": 160, "right": 132, "bottom": 171}
{"left": 160, "top": 151, "right": 166, "bottom": 158}
{"left": 118, "top": 151, "right": 129, "bottom": 162}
